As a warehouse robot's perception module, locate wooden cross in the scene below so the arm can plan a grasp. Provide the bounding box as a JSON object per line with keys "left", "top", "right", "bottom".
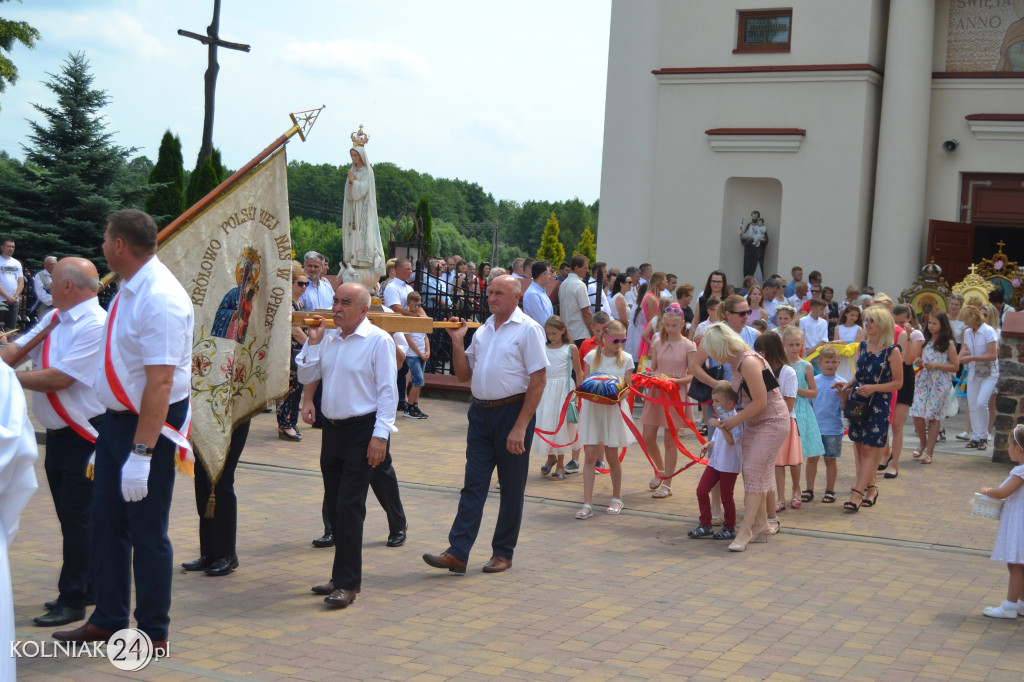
{"left": 178, "top": 0, "right": 250, "bottom": 163}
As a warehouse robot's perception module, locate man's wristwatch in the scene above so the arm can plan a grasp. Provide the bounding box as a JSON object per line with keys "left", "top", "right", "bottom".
{"left": 132, "top": 443, "right": 154, "bottom": 457}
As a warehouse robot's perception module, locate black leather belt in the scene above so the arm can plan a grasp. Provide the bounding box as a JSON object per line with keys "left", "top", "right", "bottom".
{"left": 109, "top": 409, "right": 134, "bottom": 416}
{"left": 473, "top": 393, "right": 525, "bottom": 409}
{"left": 324, "top": 412, "right": 376, "bottom": 427}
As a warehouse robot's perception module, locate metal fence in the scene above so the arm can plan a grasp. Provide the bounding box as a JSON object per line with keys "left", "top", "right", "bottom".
{"left": 417, "top": 278, "right": 489, "bottom": 376}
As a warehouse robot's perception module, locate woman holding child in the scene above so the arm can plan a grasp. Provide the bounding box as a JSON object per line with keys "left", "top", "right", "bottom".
{"left": 701, "top": 324, "right": 790, "bottom": 552}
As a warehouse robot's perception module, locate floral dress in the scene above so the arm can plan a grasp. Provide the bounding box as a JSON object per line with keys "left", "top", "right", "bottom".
{"left": 910, "top": 341, "right": 952, "bottom": 421}
{"left": 847, "top": 341, "right": 895, "bottom": 448}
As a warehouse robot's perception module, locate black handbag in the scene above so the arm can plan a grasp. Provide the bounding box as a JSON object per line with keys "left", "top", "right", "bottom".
{"left": 844, "top": 345, "right": 891, "bottom": 424}
{"left": 687, "top": 361, "right": 725, "bottom": 404}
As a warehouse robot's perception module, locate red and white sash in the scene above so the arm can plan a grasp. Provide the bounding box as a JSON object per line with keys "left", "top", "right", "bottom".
{"left": 40, "top": 316, "right": 99, "bottom": 445}
{"left": 104, "top": 294, "right": 194, "bottom": 467}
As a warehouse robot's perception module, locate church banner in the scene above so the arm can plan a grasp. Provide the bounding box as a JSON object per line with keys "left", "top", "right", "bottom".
{"left": 158, "top": 149, "right": 293, "bottom": 511}
{"left": 946, "top": 0, "right": 1024, "bottom": 72}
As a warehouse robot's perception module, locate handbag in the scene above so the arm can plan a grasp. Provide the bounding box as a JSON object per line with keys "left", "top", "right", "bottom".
{"left": 687, "top": 360, "right": 725, "bottom": 404}
{"left": 565, "top": 351, "right": 579, "bottom": 424}
{"left": 844, "top": 344, "right": 891, "bottom": 424}
{"left": 974, "top": 361, "right": 992, "bottom": 378}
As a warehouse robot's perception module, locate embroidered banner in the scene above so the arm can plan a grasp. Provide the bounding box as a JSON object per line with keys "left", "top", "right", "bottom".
{"left": 157, "top": 149, "right": 293, "bottom": 500}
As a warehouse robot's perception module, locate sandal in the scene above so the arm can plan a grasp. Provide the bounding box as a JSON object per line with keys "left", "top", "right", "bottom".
{"left": 651, "top": 484, "right": 672, "bottom": 499}
{"left": 712, "top": 528, "right": 736, "bottom": 540}
{"left": 687, "top": 525, "right": 714, "bottom": 538}
{"left": 789, "top": 493, "right": 802, "bottom": 509}
{"left": 649, "top": 475, "right": 662, "bottom": 490}
{"left": 860, "top": 485, "right": 879, "bottom": 508}
{"left": 844, "top": 489, "right": 863, "bottom": 512}
{"left": 801, "top": 489, "right": 814, "bottom": 503}
{"left": 767, "top": 519, "right": 781, "bottom": 535}
{"left": 912, "top": 448, "right": 923, "bottom": 459}
{"left": 775, "top": 501, "right": 786, "bottom": 513}
{"left": 822, "top": 490, "right": 836, "bottom": 504}
{"left": 540, "top": 459, "right": 554, "bottom": 476}
{"left": 550, "top": 470, "right": 566, "bottom": 480}
{"left": 711, "top": 516, "right": 723, "bottom": 527}
{"left": 920, "top": 453, "right": 933, "bottom": 464}
{"left": 574, "top": 504, "right": 593, "bottom": 520}
{"left": 606, "top": 498, "right": 624, "bottom": 514}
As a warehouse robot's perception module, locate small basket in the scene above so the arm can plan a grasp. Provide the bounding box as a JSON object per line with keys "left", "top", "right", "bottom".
{"left": 971, "top": 493, "right": 1003, "bottom": 521}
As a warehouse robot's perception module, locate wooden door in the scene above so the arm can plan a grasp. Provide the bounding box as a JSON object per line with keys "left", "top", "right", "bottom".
{"left": 927, "top": 220, "right": 973, "bottom": 285}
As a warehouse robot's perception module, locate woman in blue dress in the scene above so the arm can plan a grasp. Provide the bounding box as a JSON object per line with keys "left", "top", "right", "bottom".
{"left": 839, "top": 306, "right": 903, "bottom": 512}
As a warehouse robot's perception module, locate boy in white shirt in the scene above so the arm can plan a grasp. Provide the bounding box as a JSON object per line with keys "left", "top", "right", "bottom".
{"left": 799, "top": 298, "right": 829, "bottom": 354}
{"left": 688, "top": 382, "right": 743, "bottom": 540}
{"left": 402, "top": 291, "right": 430, "bottom": 419}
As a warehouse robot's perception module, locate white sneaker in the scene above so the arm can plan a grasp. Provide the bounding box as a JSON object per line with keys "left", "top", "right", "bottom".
{"left": 1017, "top": 600, "right": 1024, "bottom": 615}
{"left": 956, "top": 431, "right": 971, "bottom": 441}
{"left": 983, "top": 601, "right": 1019, "bottom": 619}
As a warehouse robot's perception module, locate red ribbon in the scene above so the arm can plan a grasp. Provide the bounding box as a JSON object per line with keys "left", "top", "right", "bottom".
{"left": 42, "top": 327, "right": 97, "bottom": 445}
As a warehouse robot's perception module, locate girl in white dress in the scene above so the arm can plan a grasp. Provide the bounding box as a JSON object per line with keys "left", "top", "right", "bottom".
{"left": 575, "top": 320, "right": 635, "bottom": 519}
{"left": 535, "top": 316, "right": 583, "bottom": 480}
{"left": 978, "top": 425, "right": 1024, "bottom": 619}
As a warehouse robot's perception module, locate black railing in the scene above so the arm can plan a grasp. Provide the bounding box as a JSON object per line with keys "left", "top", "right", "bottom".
{"left": 417, "top": 278, "right": 489, "bottom": 375}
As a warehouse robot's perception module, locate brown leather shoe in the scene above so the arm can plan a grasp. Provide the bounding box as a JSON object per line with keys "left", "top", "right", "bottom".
{"left": 482, "top": 555, "right": 512, "bottom": 573}
{"left": 324, "top": 588, "right": 357, "bottom": 608}
{"left": 311, "top": 581, "right": 361, "bottom": 596}
{"left": 422, "top": 551, "right": 467, "bottom": 574}
{"left": 52, "top": 621, "right": 114, "bottom": 643}
{"left": 152, "top": 640, "right": 169, "bottom": 657}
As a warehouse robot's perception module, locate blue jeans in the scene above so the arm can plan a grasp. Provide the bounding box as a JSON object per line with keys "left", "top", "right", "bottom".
{"left": 446, "top": 401, "right": 534, "bottom": 563}
{"left": 405, "top": 356, "right": 425, "bottom": 387}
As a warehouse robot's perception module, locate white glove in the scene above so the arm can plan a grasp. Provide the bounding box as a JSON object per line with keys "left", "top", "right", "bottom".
{"left": 121, "top": 452, "right": 151, "bottom": 502}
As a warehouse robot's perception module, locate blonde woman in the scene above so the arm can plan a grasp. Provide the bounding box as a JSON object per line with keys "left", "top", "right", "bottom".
{"left": 959, "top": 305, "right": 999, "bottom": 450}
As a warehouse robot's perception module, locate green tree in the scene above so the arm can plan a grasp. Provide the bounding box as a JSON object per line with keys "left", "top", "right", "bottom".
{"left": 289, "top": 216, "right": 343, "bottom": 267}
{"left": 415, "top": 195, "right": 433, "bottom": 255}
{"left": 23, "top": 52, "right": 138, "bottom": 268}
{"left": 575, "top": 225, "right": 596, "bottom": 265}
{"left": 144, "top": 130, "right": 186, "bottom": 227}
{"left": 186, "top": 147, "right": 226, "bottom": 207}
{"left": 536, "top": 211, "right": 565, "bottom": 267}
{"left": 0, "top": 151, "right": 50, "bottom": 268}
{"left": 0, "top": 0, "right": 41, "bottom": 110}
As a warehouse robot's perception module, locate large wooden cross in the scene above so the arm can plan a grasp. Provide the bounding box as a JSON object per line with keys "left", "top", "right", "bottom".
{"left": 178, "top": 0, "right": 250, "bottom": 162}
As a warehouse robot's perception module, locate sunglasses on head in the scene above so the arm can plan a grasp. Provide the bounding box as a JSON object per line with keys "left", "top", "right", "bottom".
{"left": 295, "top": 281, "right": 310, "bottom": 287}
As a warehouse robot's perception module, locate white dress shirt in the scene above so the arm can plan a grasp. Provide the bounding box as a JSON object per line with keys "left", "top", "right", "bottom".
{"left": 522, "top": 280, "right": 553, "bottom": 325}
{"left": 558, "top": 272, "right": 590, "bottom": 341}
{"left": 296, "top": 317, "right": 398, "bottom": 439}
{"left": 466, "top": 306, "right": 548, "bottom": 400}
{"left": 383, "top": 278, "right": 414, "bottom": 311}
{"left": 95, "top": 257, "right": 194, "bottom": 409}
{"left": 799, "top": 315, "right": 829, "bottom": 351}
{"left": 299, "top": 277, "right": 335, "bottom": 311}
{"left": 16, "top": 299, "right": 106, "bottom": 429}
{"left": 32, "top": 271, "right": 53, "bottom": 307}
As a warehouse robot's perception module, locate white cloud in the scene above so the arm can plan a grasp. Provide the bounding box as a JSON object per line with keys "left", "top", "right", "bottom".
{"left": 278, "top": 40, "right": 431, "bottom": 82}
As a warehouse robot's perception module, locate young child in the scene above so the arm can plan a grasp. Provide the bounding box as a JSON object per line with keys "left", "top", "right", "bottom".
{"left": 910, "top": 310, "right": 959, "bottom": 464}
{"left": 978, "top": 424, "right": 1024, "bottom": 619}
{"left": 754, "top": 332, "right": 796, "bottom": 532}
{"left": 536, "top": 316, "right": 583, "bottom": 480}
{"left": 783, "top": 327, "right": 823, "bottom": 507}
{"left": 641, "top": 303, "right": 696, "bottom": 499}
{"left": 575, "top": 320, "right": 634, "bottom": 519}
{"left": 579, "top": 311, "right": 611, "bottom": 364}
{"left": 402, "top": 291, "right": 430, "bottom": 419}
{"left": 798, "top": 298, "right": 829, "bottom": 356}
{"left": 808, "top": 344, "right": 845, "bottom": 503}
{"left": 692, "top": 296, "right": 721, "bottom": 342}
{"left": 774, "top": 304, "right": 797, "bottom": 336}
{"left": 688, "top": 382, "right": 743, "bottom": 540}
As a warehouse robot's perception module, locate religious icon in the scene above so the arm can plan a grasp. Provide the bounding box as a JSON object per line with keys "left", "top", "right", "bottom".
{"left": 211, "top": 247, "right": 261, "bottom": 343}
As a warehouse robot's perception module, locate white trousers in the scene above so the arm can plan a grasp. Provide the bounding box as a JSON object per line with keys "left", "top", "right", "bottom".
{"left": 967, "top": 373, "right": 998, "bottom": 440}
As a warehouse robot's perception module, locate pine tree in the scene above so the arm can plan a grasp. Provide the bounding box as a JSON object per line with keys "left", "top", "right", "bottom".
{"left": 22, "top": 52, "right": 136, "bottom": 267}
{"left": 536, "top": 211, "right": 565, "bottom": 267}
{"left": 0, "top": 3, "right": 42, "bottom": 110}
{"left": 186, "top": 147, "right": 227, "bottom": 207}
{"left": 144, "top": 130, "right": 186, "bottom": 227}
{"left": 575, "top": 225, "right": 596, "bottom": 265}
{"left": 415, "top": 195, "right": 433, "bottom": 255}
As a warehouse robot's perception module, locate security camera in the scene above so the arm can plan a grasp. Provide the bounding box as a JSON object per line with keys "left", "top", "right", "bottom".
{"left": 943, "top": 139, "right": 959, "bottom": 153}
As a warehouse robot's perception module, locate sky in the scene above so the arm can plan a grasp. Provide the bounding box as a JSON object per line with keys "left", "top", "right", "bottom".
{"left": 0, "top": 0, "right": 612, "bottom": 204}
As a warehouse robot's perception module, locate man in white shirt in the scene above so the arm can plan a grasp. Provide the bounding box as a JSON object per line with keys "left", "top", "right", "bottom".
{"left": 0, "top": 237, "right": 24, "bottom": 333}
{"left": 299, "top": 251, "right": 334, "bottom": 311}
{"left": 661, "top": 274, "right": 678, "bottom": 300}
{"left": 798, "top": 298, "right": 830, "bottom": 354}
{"left": 762, "top": 277, "right": 785, "bottom": 327}
{"left": 558, "top": 255, "right": 593, "bottom": 345}
{"left": 511, "top": 257, "right": 526, "bottom": 279}
{"left": 587, "top": 262, "right": 612, "bottom": 314}
{"left": 2, "top": 257, "right": 105, "bottom": 628}
{"left": 623, "top": 266, "right": 639, "bottom": 309}
{"left": 637, "top": 263, "right": 652, "bottom": 288}
{"left": 383, "top": 258, "right": 417, "bottom": 316}
{"left": 788, "top": 281, "right": 811, "bottom": 309}
{"left": 31, "top": 256, "right": 57, "bottom": 318}
{"left": 423, "top": 275, "right": 548, "bottom": 574}
{"left": 298, "top": 282, "right": 404, "bottom": 608}
{"left": 54, "top": 210, "right": 191, "bottom": 653}
{"left": 523, "top": 260, "right": 553, "bottom": 325}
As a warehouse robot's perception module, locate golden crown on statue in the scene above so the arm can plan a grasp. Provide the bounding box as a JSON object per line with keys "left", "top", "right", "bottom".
{"left": 351, "top": 124, "right": 369, "bottom": 147}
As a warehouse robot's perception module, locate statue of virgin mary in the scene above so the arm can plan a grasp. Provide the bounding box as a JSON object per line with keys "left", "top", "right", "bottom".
{"left": 340, "top": 126, "right": 386, "bottom": 289}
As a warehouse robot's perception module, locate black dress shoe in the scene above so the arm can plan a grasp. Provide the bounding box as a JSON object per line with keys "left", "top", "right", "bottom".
{"left": 181, "top": 556, "right": 211, "bottom": 571}
{"left": 386, "top": 530, "right": 407, "bottom": 547}
{"left": 312, "top": 581, "right": 360, "bottom": 596}
{"left": 34, "top": 605, "right": 86, "bottom": 627}
{"left": 45, "top": 596, "right": 94, "bottom": 610}
{"left": 204, "top": 555, "right": 239, "bottom": 576}
{"left": 312, "top": 533, "right": 334, "bottom": 548}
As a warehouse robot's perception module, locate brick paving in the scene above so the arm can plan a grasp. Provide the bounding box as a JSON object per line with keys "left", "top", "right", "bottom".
{"left": 10, "top": 396, "right": 1024, "bottom": 680}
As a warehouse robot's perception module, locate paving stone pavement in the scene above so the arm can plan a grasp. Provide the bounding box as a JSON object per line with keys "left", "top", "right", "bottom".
{"left": 10, "top": 397, "right": 1024, "bottom": 680}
